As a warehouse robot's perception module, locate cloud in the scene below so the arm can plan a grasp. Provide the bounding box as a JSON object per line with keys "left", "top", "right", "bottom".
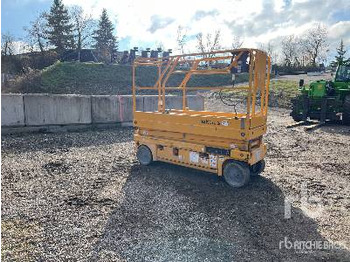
{"left": 56, "top": 0, "right": 350, "bottom": 58}
{"left": 148, "top": 15, "right": 175, "bottom": 33}
{"left": 329, "top": 21, "right": 350, "bottom": 42}
{"left": 328, "top": 21, "right": 350, "bottom": 56}
{"left": 224, "top": 0, "right": 350, "bottom": 43}
{"left": 192, "top": 9, "right": 219, "bottom": 21}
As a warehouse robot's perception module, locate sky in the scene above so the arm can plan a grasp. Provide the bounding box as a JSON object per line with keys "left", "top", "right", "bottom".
{"left": 1, "top": 0, "right": 350, "bottom": 61}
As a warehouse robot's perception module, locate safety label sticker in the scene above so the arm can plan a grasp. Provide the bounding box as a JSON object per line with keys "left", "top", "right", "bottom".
{"left": 189, "top": 152, "right": 199, "bottom": 163}
{"left": 209, "top": 154, "right": 217, "bottom": 168}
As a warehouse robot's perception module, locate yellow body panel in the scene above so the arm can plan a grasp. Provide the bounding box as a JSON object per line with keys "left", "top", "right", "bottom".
{"left": 134, "top": 134, "right": 267, "bottom": 176}
{"left": 132, "top": 49, "right": 270, "bottom": 176}
{"left": 134, "top": 111, "right": 250, "bottom": 140}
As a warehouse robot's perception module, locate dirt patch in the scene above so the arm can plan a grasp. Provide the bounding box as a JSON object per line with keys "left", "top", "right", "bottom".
{"left": 276, "top": 73, "right": 332, "bottom": 83}
{"left": 1, "top": 103, "right": 350, "bottom": 261}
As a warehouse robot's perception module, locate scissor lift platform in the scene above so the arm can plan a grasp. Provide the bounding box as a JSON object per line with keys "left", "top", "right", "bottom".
{"left": 132, "top": 49, "right": 271, "bottom": 188}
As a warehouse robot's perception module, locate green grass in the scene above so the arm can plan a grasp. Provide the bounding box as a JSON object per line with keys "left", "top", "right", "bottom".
{"left": 270, "top": 80, "right": 300, "bottom": 97}
{"left": 3, "top": 62, "right": 298, "bottom": 108}
{"left": 210, "top": 79, "right": 300, "bottom": 109}
{"left": 269, "top": 80, "right": 300, "bottom": 107}
{"left": 3, "top": 61, "right": 250, "bottom": 95}
{"left": 40, "top": 62, "right": 132, "bottom": 94}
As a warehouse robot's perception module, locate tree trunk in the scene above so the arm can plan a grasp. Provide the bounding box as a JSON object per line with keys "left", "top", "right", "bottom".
{"left": 77, "top": 32, "right": 82, "bottom": 62}
{"left": 38, "top": 36, "right": 44, "bottom": 56}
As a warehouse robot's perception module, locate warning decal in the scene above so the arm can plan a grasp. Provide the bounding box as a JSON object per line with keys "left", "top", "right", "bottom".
{"left": 209, "top": 154, "right": 217, "bottom": 168}
{"left": 189, "top": 152, "right": 199, "bottom": 163}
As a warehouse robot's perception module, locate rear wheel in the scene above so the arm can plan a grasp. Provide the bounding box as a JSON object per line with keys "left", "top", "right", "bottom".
{"left": 250, "top": 160, "right": 265, "bottom": 176}
{"left": 291, "top": 113, "right": 303, "bottom": 122}
{"left": 343, "top": 95, "right": 350, "bottom": 125}
{"left": 291, "top": 98, "right": 303, "bottom": 122}
{"left": 136, "top": 145, "right": 153, "bottom": 165}
{"left": 223, "top": 161, "right": 250, "bottom": 188}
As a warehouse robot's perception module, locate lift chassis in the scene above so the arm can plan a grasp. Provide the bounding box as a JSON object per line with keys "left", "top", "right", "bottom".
{"left": 132, "top": 49, "right": 271, "bottom": 188}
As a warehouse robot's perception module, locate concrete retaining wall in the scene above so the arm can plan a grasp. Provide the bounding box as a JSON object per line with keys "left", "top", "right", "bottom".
{"left": 187, "top": 96, "right": 205, "bottom": 111}
{"left": 24, "top": 94, "right": 91, "bottom": 126}
{"left": 91, "top": 95, "right": 204, "bottom": 123}
{"left": 144, "top": 95, "right": 205, "bottom": 112}
{"left": 1, "top": 94, "right": 25, "bottom": 126}
{"left": 91, "top": 95, "right": 143, "bottom": 123}
{"left": 2, "top": 94, "right": 204, "bottom": 132}
{"left": 143, "top": 96, "right": 159, "bottom": 112}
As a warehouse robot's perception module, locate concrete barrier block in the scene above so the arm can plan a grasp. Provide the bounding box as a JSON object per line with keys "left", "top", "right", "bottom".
{"left": 92, "top": 95, "right": 143, "bottom": 123}
{"left": 165, "top": 96, "right": 183, "bottom": 110}
{"left": 165, "top": 95, "right": 204, "bottom": 111}
{"left": 24, "top": 94, "right": 91, "bottom": 126}
{"left": 187, "top": 95, "right": 204, "bottom": 110}
{"left": 120, "top": 95, "right": 143, "bottom": 122}
{"left": 1, "top": 94, "right": 25, "bottom": 126}
{"left": 91, "top": 95, "right": 119, "bottom": 123}
{"left": 143, "top": 95, "right": 204, "bottom": 112}
{"left": 143, "top": 95, "right": 159, "bottom": 112}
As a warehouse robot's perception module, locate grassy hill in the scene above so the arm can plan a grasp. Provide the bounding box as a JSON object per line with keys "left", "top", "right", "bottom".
{"left": 2, "top": 62, "right": 249, "bottom": 95}
{"left": 2, "top": 61, "right": 301, "bottom": 108}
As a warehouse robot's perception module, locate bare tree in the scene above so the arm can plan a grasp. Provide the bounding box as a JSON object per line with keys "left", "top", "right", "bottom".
{"left": 176, "top": 25, "right": 187, "bottom": 54}
{"left": 281, "top": 35, "right": 302, "bottom": 66}
{"left": 196, "top": 30, "right": 221, "bottom": 57}
{"left": 70, "top": 6, "right": 95, "bottom": 61}
{"left": 300, "top": 23, "right": 329, "bottom": 66}
{"left": 231, "top": 35, "right": 243, "bottom": 49}
{"left": 259, "top": 41, "right": 278, "bottom": 64}
{"left": 1, "top": 33, "right": 15, "bottom": 56}
{"left": 24, "top": 12, "right": 49, "bottom": 55}
{"left": 268, "top": 43, "right": 280, "bottom": 65}
{"left": 266, "top": 42, "right": 273, "bottom": 57}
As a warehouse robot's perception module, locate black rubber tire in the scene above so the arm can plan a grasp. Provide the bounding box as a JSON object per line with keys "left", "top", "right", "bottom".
{"left": 223, "top": 161, "right": 250, "bottom": 188}
{"left": 250, "top": 160, "right": 265, "bottom": 177}
{"left": 343, "top": 95, "right": 350, "bottom": 125}
{"left": 291, "top": 99, "right": 303, "bottom": 122}
{"left": 136, "top": 145, "right": 153, "bottom": 165}
{"left": 291, "top": 112, "right": 303, "bottom": 122}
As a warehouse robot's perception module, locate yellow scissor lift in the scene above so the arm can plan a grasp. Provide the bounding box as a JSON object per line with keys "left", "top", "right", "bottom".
{"left": 133, "top": 49, "right": 271, "bottom": 188}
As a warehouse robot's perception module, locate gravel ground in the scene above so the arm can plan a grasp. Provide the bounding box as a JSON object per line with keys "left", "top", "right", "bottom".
{"left": 275, "top": 73, "right": 333, "bottom": 83}
{"left": 2, "top": 98, "right": 350, "bottom": 261}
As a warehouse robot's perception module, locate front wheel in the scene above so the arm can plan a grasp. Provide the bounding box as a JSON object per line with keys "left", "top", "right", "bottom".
{"left": 136, "top": 145, "right": 153, "bottom": 165}
{"left": 223, "top": 161, "right": 250, "bottom": 188}
{"left": 250, "top": 160, "right": 265, "bottom": 176}
{"left": 343, "top": 95, "right": 350, "bottom": 125}
{"left": 291, "top": 98, "right": 304, "bottom": 122}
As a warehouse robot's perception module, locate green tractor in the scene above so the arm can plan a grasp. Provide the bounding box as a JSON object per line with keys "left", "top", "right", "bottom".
{"left": 291, "top": 63, "right": 350, "bottom": 124}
